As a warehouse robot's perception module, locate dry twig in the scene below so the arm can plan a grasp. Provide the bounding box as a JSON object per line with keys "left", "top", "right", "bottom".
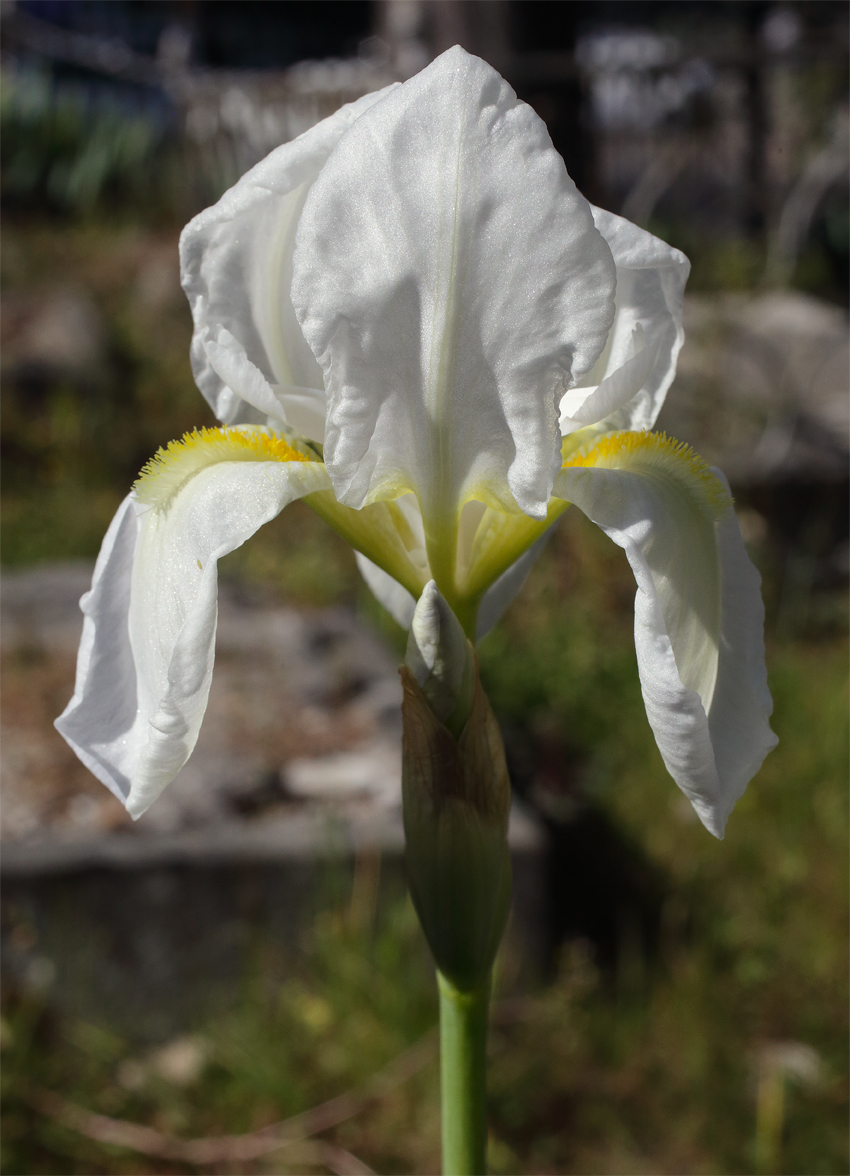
{"left": 30, "top": 1030, "right": 435, "bottom": 1167}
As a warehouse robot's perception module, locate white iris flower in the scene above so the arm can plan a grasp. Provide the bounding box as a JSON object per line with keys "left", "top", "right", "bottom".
{"left": 56, "top": 48, "right": 776, "bottom": 836}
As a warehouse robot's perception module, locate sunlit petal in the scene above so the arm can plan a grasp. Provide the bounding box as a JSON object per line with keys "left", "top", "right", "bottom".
{"left": 203, "top": 327, "right": 288, "bottom": 423}
{"left": 706, "top": 474, "right": 778, "bottom": 822}
{"left": 555, "top": 432, "right": 775, "bottom": 835}
{"left": 203, "top": 327, "right": 330, "bottom": 443}
{"left": 57, "top": 429, "right": 330, "bottom": 818}
{"left": 55, "top": 495, "right": 141, "bottom": 808}
{"left": 578, "top": 208, "right": 689, "bottom": 432}
{"left": 180, "top": 86, "right": 397, "bottom": 425}
{"left": 292, "top": 46, "right": 615, "bottom": 521}
{"left": 559, "top": 331, "right": 657, "bottom": 433}
{"left": 275, "top": 387, "right": 328, "bottom": 444}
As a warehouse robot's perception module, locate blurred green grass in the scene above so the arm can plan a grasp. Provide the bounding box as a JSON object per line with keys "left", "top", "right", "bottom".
{"left": 2, "top": 624, "right": 846, "bottom": 1173}
{"left": 1, "top": 219, "right": 847, "bottom": 1174}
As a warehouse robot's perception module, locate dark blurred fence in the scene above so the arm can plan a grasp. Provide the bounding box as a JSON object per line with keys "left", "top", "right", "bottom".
{"left": 3, "top": 0, "right": 846, "bottom": 601}
{"left": 2, "top": 0, "right": 847, "bottom": 295}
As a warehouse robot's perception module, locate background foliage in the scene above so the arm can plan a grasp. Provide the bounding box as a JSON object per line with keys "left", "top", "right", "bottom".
{"left": 1, "top": 6, "right": 847, "bottom": 1169}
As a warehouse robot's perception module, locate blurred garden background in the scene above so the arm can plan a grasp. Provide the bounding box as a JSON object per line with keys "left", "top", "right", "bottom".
{"left": 1, "top": 2, "right": 847, "bottom": 1174}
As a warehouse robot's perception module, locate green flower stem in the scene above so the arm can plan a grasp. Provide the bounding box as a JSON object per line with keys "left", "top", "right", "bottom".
{"left": 438, "top": 970, "right": 490, "bottom": 1175}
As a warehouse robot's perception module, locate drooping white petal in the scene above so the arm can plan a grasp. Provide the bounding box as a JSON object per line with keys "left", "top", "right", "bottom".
{"left": 180, "top": 85, "right": 397, "bottom": 425}
{"left": 56, "top": 447, "right": 330, "bottom": 819}
{"left": 574, "top": 208, "right": 689, "bottom": 432}
{"left": 55, "top": 495, "right": 141, "bottom": 807}
{"left": 292, "top": 45, "right": 615, "bottom": 520}
{"left": 705, "top": 472, "right": 778, "bottom": 817}
{"left": 554, "top": 434, "right": 776, "bottom": 836}
{"left": 355, "top": 552, "right": 417, "bottom": 630}
{"left": 475, "top": 530, "right": 553, "bottom": 640}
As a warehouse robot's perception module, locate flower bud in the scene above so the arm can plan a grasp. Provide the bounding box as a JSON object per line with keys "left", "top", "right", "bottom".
{"left": 405, "top": 581, "right": 475, "bottom": 737}
{"left": 401, "top": 587, "right": 511, "bottom": 991}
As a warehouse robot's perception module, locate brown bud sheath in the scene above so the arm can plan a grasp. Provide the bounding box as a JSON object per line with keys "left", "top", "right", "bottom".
{"left": 400, "top": 660, "right": 512, "bottom": 992}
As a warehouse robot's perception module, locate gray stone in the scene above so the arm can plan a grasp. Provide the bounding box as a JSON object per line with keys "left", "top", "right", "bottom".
{"left": 2, "top": 565, "right": 543, "bottom": 861}
{"left": 658, "top": 291, "right": 849, "bottom": 486}
{"left": 1, "top": 564, "right": 546, "bottom": 1037}
{"left": 1, "top": 288, "right": 106, "bottom": 381}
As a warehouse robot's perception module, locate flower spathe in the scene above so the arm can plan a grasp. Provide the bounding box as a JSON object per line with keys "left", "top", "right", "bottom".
{"left": 56, "top": 46, "right": 776, "bottom": 836}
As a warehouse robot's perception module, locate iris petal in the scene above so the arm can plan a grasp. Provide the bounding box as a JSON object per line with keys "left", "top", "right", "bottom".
{"left": 57, "top": 433, "right": 330, "bottom": 817}
{"left": 292, "top": 46, "right": 616, "bottom": 523}
{"left": 180, "top": 85, "right": 397, "bottom": 425}
{"left": 555, "top": 431, "right": 775, "bottom": 835}
{"left": 584, "top": 208, "right": 690, "bottom": 433}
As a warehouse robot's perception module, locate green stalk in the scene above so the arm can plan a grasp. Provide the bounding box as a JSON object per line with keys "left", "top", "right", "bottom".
{"left": 438, "top": 971, "right": 490, "bottom": 1176}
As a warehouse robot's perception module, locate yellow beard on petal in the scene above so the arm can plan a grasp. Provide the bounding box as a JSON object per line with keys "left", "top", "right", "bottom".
{"left": 132, "top": 424, "right": 428, "bottom": 603}
{"left": 453, "top": 430, "right": 731, "bottom": 636}
{"left": 134, "top": 426, "right": 312, "bottom": 510}
{"left": 563, "top": 430, "right": 732, "bottom": 520}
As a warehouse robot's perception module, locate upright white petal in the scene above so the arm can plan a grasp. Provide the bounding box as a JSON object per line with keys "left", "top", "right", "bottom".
{"left": 56, "top": 445, "right": 330, "bottom": 818}
{"left": 274, "top": 387, "right": 328, "bottom": 444}
{"left": 555, "top": 434, "right": 776, "bottom": 836}
{"left": 202, "top": 327, "right": 288, "bottom": 424}
{"left": 559, "top": 333, "right": 658, "bottom": 433}
{"left": 292, "top": 46, "right": 616, "bottom": 521}
{"left": 180, "top": 85, "right": 397, "bottom": 426}
{"left": 581, "top": 208, "right": 690, "bottom": 432}
{"left": 201, "top": 327, "right": 329, "bottom": 441}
